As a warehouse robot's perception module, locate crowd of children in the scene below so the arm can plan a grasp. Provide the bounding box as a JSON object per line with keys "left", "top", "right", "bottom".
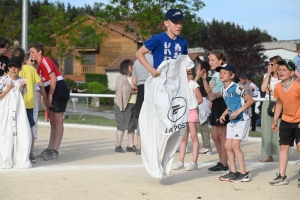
{"left": 0, "top": 8, "right": 299, "bottom": 188}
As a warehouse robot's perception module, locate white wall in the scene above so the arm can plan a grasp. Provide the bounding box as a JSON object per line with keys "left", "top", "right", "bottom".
{"left": 264, "top": 49, "right": 296, "bottom": 61}
{"left": 106, "top": 71, "right": 120, "bottom": 91}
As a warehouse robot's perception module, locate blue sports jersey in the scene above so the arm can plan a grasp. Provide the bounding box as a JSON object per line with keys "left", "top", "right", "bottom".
{"left": 222, "top": 82, "right": 247, "bottom": 123}
{"left": 143, "top": 32, "right": 188, "bottom": 69}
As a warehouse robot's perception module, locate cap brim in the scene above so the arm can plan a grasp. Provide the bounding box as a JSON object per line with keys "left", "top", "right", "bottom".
{"left": 8, "top": 63, "right": 21, "bottom": 68}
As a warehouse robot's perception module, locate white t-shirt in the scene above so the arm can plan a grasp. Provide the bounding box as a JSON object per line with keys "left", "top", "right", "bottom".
{"left": 0, "top": 75, "right": 27, "bottom": 94}
{"left": 263, "top": 73, "right": 280, "bottom": 98}
{"left": 188, "top": 80, "right": 199, "bottom": 109}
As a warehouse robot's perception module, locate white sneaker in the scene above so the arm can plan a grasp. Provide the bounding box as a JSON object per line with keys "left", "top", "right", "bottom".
{"left": 185, "top": 162, "right": 198, "bottom": 171}
{"left": 199, "top": 148, "right": 213, "bottom": 155}
{"left": 172, "top": 162, "right": 184, "bottom": 170}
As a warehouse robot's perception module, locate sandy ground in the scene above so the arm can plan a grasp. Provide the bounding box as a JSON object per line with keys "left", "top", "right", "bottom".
{"left": 1, "top": 123, "right": 300, "bottom": 200}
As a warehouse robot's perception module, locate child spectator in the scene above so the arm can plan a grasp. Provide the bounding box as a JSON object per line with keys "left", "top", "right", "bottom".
{"left": 246, "top": 74, "right": 259, "bottom": 131}
{"left": 0, "top": 57, "right": 32, "bottom": 168}
{"left": 135, "top": 8, "right": 188, "bottom": 76}
{"left": 172, "top": 69, "right": 203, "bottom": 171}
{"left": 194, "top": 58, "right": 213, "bottom": 155}
{"left": 269, "top": 59, "right": 300, "bottom": 186}
{"left": 0, "top": 37, "right": 9, "bottom": 77}
{"left": 216, "top": 64, "right": 254, "bottom": 182}
{"left": 293, "top": 43, "right": 300, "bottom": 79}
{"left": 29, "top": 42, "right": 70, "bottom": 161}
{"left": 206, "top": 50, "right": 229, "bottom": 173}
{"left": 15, "top": 49, "right": 49, "bottom": 163}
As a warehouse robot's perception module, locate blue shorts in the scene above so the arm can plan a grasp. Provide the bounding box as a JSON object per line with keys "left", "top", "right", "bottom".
{"left": 26, "top": 109, "right": 35, "bottom": 127}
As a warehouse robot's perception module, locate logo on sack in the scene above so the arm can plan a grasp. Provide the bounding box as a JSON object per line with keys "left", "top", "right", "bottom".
{"left": 167, "top": 97, "right": 187, "bottom": 122}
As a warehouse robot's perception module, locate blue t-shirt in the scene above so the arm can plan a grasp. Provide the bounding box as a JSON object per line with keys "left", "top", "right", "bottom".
{"left": 293, "top": 55, "right": 300, "bottom": 73}
{"left": 222, "top": 82, "right": 247, "bottom": 123}
{"left": 143, "top": 32, "right": 188, "bottom": 69}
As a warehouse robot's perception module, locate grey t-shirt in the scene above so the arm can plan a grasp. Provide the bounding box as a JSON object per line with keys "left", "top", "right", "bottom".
{"left": 132, "top": 53, "right": 153, "bottom": 85}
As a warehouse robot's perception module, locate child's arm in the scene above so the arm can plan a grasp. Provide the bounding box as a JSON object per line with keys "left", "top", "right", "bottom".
{"left": 47, "top": 72, "right": 57, "bottom": 108}
{"left": 271, "top": 99, "right": 283, "bottom": 132}
{"left": 19, "top": 80, "right": 27, "bottom": 95}
{"left": 195, "top": 87, "right": 203, "bottom": 105}
{"left": 136, "top": 46, "right": 160, "bottom": 77}
{"left": 220, "top": 108, "right": 229, "bottom": 124}
{"left": 38, "top": 81, "right": 50, "bottom": 117}
{"left": 229, "top": 93, "right": 254, "bottom": 120}
{"left": 0, "top": 82, "right": 14, "bottom": 100}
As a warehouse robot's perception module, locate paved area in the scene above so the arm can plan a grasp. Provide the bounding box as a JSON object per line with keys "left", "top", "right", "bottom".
{"left": 0, "top": 123, "right": 299, "bottom": 200}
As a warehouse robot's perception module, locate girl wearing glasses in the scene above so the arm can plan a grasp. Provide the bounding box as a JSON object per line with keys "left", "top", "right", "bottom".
{"left": 260, "top": 56, "right": 282, "bottom": 162}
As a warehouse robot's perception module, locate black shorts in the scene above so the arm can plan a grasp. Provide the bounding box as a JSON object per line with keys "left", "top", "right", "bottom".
{"left": 50, "top": 98, "right": 68, "bottom": 113}
{"left": 209, "top": 97, "right": 228, "bottom": 126}
{"left": 279, "top": 120, "right": 300, "bottom": 146}
{"left": 26, "top": 109, "right": 35, "bottom": 127}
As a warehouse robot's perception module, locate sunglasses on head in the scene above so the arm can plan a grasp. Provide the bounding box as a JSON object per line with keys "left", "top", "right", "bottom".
{"left": 268, "top": 63, "right": 276, "bottom": 66}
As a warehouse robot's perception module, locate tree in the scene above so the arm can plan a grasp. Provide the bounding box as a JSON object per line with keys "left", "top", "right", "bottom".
{"left": 29, "top": 4, "right": 107, "bottom": 73}
{"left": 98, "top": 0, "right": 205, "bottom": 42}
{"left": 202, "top": 19, "right": 269, "bottom": 76}
{"left": 0, "top": 0, "right": 22, "bottom": 44}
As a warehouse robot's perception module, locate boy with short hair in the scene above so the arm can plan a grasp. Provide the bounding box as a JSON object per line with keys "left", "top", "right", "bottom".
{"left": 0, "top": 57, "right": 32, "bottom": 169}
{"left": 216, "top": 64, "right": 254, "bottom": 182}
{"left": 270, "top": 59, "right": 300, "bottom": 186}
{"left": 135, "top": 8, "right": 188, "bottom": 76}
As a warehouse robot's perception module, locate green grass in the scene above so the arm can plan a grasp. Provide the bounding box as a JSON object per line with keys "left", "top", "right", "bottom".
{"left": 249, "top": 130, "right": 262, "bottom": 137}
{"left": 38, "top": 111, "right": 116, "bottom": 127}
{"left": 38, "top": 110, "right": 262, "bottom": 137}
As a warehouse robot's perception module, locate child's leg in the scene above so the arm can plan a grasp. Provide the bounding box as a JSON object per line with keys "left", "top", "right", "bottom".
{"left": 231, "top": 139, "right": 246, "bottom": 174}
{"left": 189, "top": 122, "right": 199, "bottom": 163}
{"left": 179, "top": 127, "right": 189, "bottom": 163}
{"left": 225, "top": 138, "right": 236, "bottom": 172}
{"left": 211, "top": 126, "right": 221, "bottom": 156}
{"left": 217, "top": 126, "right": 228, "bottom": 166}
{"left": 279, "top": 144, "right": 290, "bottom": 176}
{"left": 48, "top": 112, "right": 64, "bottom": 150}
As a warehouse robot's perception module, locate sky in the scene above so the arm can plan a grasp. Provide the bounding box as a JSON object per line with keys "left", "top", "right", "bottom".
{"left": 49, "top": 0, "right": 300, "bottom": 41}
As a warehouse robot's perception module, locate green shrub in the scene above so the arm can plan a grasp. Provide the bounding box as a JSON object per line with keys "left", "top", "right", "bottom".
{"left": 86, "top": 81, "right": 108, "bottom": 104}
{"left": 85, "top": 74, "right": 108, "bottom": 87}
{"left": 64, "top": 78, "right": 75, "bottom": 90}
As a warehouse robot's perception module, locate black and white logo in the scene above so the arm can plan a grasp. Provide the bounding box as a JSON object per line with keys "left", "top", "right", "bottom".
{"left": 167, "top": 97, "right": 187, "bottom": 122}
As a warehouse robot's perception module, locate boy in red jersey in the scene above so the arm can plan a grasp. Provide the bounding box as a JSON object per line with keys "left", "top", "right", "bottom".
{"left": 29, "top": 42, "right": 70, "bottom": 161}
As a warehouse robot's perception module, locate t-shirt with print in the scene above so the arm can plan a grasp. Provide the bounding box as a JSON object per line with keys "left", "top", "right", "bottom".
{"left": 188, "top": 80, "right": 199, "bottom": 109}
{"left": 222, "top": 82, "right": 248, "bottom": 123}
{"left": 37, "top": 57, "right": 69, "bottom": 101}
{"left": 19, "top": 64, "right": 41, "bottom": 109}
{"left": 37, "top": 57, "right": 63, "bottom": 87}
{"left": 143, "top": 32, "right": 188, "bottom": 69}
{"left": 274, "top": 81, "right": 300, "bottom": 123}
{"left": 0, "top": 75, "right": 27, "bottom": 94}
{"left": 0, "top": 55, "right": 9, "bottom": 76}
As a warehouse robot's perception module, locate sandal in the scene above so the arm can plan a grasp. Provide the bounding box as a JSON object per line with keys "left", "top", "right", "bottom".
{"left": 260, "top": 157, "right": 273, "bottom": 163}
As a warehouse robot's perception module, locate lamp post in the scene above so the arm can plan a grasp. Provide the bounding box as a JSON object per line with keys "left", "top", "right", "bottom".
{"left": 22, "top": 0, "right": 28, "bottom": 51}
